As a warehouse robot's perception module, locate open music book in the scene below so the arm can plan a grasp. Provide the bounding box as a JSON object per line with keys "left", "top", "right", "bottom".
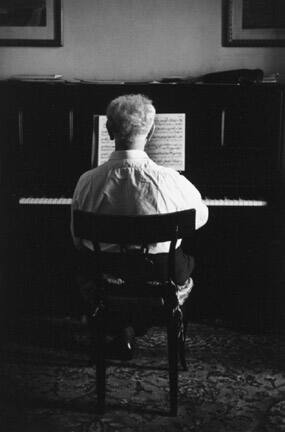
{"left": 92, "top": 113, "right": 186, "bottom": 171}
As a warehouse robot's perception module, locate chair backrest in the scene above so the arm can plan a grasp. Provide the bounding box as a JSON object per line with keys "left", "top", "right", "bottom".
{"left": 73, "top": 209, "right": 196, "bottom": 247}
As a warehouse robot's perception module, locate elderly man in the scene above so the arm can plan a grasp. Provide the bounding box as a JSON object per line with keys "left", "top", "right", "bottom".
{"left": 71, "top": 94, "right": 208, "bottom": 358}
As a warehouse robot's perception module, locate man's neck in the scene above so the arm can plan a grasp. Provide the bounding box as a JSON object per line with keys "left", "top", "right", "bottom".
{"left": 115, "top": 136, "right": 146, "bottom": 151}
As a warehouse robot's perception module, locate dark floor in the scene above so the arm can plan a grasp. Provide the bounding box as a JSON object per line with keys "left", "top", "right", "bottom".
{"left": 0, "top": 317, "right": 285, "bottom": 432}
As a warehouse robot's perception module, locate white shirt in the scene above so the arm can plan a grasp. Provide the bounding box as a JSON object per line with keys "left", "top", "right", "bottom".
{"left": 71, "top": 150, "right": 208, "bottom": 253}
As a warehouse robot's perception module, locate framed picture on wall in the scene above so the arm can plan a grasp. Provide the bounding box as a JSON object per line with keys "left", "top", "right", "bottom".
{"left": 0, "top": 0, "right": 62, "bottom": 46}
{"left": 223, "top": 0, "right": 285, "bottom": 46}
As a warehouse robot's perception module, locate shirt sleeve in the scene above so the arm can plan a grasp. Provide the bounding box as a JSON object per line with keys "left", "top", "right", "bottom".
{"left": 175, "top": 174, "right": 209, "bottom": 230}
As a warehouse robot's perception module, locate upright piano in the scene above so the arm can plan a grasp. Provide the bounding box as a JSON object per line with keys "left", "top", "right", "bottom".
{"left": 0, "top": 81, "right": 284, "bottom": 331}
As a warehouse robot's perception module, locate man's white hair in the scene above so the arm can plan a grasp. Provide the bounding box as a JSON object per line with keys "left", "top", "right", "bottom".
{"left": 106, "top": 94, "right": 156, "bottom": 141}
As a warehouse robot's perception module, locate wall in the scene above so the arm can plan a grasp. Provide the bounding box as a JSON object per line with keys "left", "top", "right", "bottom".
{"left": 0, "top": 0, "right": 285, "bottom": 81}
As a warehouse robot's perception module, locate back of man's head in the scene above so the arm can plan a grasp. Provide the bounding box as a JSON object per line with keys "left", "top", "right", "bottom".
{"left": 106, "top": 94, "right": 156, "bottom": 145}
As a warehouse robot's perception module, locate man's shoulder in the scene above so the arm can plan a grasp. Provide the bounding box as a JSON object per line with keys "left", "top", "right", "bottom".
{"left": 148, "top": 162, "right": 182, "bottom": 179}
{"left": 73, "top": 165, "right": 108, "bottom": 195}
{"left": 77, "top": 164, "right": 107, "bottom": 183}
{"left": 144, "top": 158, "right": 169, "bottom": 173}
{"left": 148, "top": 163, "right": 198, "bottom": 190}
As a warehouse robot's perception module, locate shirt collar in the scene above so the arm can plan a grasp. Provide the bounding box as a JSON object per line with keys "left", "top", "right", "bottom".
{"left": 109, "top": 149, "right": 150, "bottom": 161}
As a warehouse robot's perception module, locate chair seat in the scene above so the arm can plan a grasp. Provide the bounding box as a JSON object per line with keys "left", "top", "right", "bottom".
{"left": 101, "top": 274, "right": 194, "bottom": 306}
{"left": 80, "top": 275, "right": 193, "bottom": 334}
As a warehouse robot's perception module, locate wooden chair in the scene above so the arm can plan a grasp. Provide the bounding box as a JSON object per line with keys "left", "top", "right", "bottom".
{"left": 73, "top": 209, "right": 196, "bottom": 416}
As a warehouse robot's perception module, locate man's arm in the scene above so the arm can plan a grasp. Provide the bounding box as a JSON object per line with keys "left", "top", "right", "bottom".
{"left": 177, "top": 174, "right": 209, "bottom": 229}
{"left": 70, "top": 179, "right": 85, "bottom": 250}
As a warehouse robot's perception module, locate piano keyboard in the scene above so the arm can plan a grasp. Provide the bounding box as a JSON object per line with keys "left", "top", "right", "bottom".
{"left": 204, "top": 199, "right": 267, "bottom": 207}
{"left": 19, "top": 198, "right": 72, "bottom": 205}
{"left": 19, "top": 198, "right": 268, "bottom": 207}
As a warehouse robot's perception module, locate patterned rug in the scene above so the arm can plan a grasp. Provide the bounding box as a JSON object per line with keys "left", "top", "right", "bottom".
{"left": 0, "top": 318, "right": 285, "bottom": 432}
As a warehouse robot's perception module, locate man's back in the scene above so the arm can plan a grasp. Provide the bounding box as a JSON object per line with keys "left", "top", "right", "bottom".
{"left": 71, "top": 149, "right": 208, "bottom": 253}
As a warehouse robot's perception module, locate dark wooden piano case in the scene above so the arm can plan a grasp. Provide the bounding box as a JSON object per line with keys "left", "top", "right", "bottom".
{"left": 0, "top": 81, "right": 284, "bottom": 332}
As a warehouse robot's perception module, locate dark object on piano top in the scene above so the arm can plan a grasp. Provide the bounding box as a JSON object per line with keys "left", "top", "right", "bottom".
{"left": 200, "top": 69, "right": 264, "bottom": 85}
{"left": 160, "top": 77, "right": 185, "bottom": 83}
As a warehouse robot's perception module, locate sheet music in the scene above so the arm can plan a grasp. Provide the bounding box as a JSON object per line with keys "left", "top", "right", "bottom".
{"left": 145, "top": 113, "right": 185, "bottom": 170}
{"left": 95, "top": 113, "right": 185, "bottom": 170}
{"left": 97, "top": 116, "right": 114, "bottom": 164}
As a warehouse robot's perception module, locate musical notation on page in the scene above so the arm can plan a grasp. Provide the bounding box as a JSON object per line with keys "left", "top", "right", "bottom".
{"left": 93, "top": 113, "right": 186, "bottom": 171}
{"left": 145, "top": 114, "right": 185, "bottom": 170}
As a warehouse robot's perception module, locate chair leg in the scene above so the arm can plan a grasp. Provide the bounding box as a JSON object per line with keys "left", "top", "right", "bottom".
{"left": 179, "top": 320, "right": 188, "bottom": 371}
{"left": 167, "top": 315, "right": 179, "bottom": 416}
{"left": 93, "top": 318, "right": 106, "bottom": 414}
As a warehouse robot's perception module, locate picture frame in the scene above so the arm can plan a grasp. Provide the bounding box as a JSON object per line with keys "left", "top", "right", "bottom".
{"left": 222, "top": 0, "right": 285, "bottom": 47}
{"left": 0, "top": 0, "right": 62, "bottom": 47}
